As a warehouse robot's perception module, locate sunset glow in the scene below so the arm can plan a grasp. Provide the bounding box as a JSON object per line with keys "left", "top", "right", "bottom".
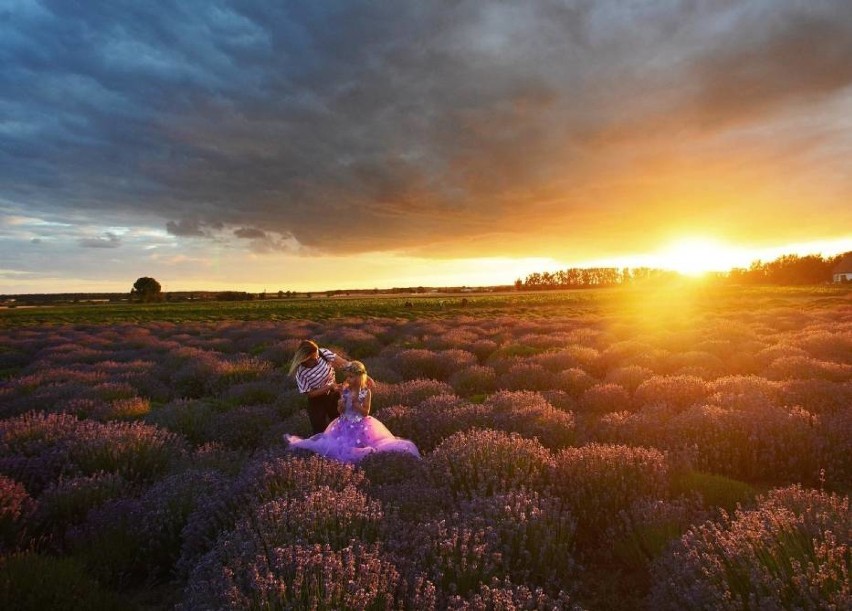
{"left": 656, "top": 238, "right": 746, "bottom": 277}
{"left": 567, "top": 236, "right": 852, "bottom": 284}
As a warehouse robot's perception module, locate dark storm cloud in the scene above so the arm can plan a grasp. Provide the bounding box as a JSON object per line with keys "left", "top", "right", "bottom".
{"left": 1, "top": 0, "right": 850, "bottom": 258}
{"left": 689, "top": 8, "right": 852, "bottom": 127}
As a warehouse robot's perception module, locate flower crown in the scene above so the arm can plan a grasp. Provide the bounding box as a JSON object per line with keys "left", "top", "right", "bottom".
{"left": 345, "top": 362, "right": 367, "bottom": 376}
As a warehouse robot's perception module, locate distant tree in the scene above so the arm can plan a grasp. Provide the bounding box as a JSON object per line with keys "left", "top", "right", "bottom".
{"left": 565, "top": 268, "right": 582, "bottom": 286}
{"left": 520, "top": 266, "right": 672, "bottom": 290}
{"left": 131, "top": 277, "right": 162, "bottom": 302}
{"left": 766, "top": 254, "right": 832, "bottom": 284}
{"left": 525, "top": 272, "right": 542, "bottom": 288}
{"left": 732, "top": 254, "right": 836, "bottom": 285}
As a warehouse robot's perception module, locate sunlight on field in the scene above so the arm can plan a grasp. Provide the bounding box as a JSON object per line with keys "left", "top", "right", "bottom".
{"left": 614, "top": 278, "right": 711, "bottom": 337}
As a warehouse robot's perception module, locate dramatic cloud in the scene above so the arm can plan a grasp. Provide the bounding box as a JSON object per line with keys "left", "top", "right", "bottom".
{"left": 1, "top": 0, "right": 850, "bottom": 291}
{"left": 78, "top": 232, "right": 121, "bottom": 248}
{"left": 234, "top": 228, "right": 266, "bottom": 240}
{"left": 166, "top": 219, "right": 220, "bottom": 238}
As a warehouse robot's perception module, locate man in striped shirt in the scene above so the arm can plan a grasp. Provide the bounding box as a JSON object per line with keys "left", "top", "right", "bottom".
{"left": 289, "top": 339, "right": 353, "bottom": 434}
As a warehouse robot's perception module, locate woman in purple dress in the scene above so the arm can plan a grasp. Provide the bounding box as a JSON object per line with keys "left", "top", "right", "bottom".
{"left": 285, "top": 361, "right": 420, "bottom": 463}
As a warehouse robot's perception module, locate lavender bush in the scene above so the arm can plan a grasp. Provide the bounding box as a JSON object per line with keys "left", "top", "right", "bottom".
{"left": 497, "top": 362, "right": 554, "bottom": 392}
{"left": 469, "top": 339, "right": 499, "bottom": 362}
{"left": 449, "top": 365, "right": 497, "bottom": 397}
{"left": 578, "top": 383, "right": 632, "bottom": 415}
{"left": 633, "top": 375, "right": 710, "bottom": 412}
{"left": 383, "top": 514, "right": 503, "bottom": 600}
{"left": 598, "top": 340, "right": 659, "bottom": 372}
{"left": 660, "top": 403, "right": 824, "bottom": 485}
{"left": 483, "top": 391, "right": 576, "bottom": 449}
{"left": 69, "top": 468, "right": 229, "bottom": 584}
{"left": 33, "top": 472, "right": 131, "bottom": 541}
{"left": 427, "top": 429, "right": 553, "bottom": 500}
{"left": 604, "top": 365, "right": 655, "bottom": 394}
{"left": 779, "top": 378, "right": 852, "bottom": 414}
{"left": 549, "top": 444, "right": 670, "bottom": 547}
{"left": 380, "top": 402, "right": 495, "bottom": 454}
{"left": 323, "top": 327, "right": 382, "bottom": 358}
{"left": 554, "top": 368, "right": 598, "bottom": 398}
{"left": 177, "top": 453, "right": 366, "bottom": 574}
{"left": 205, "top": 404, "right": 283, "bottom": 449}
{"left": 649, "top": 485, "right": 850, "bottom": 610}
{"left": 64, "top": 418, "right": 187, "bottom": 483}
{"left": 144, "top": 399, "right": 216, "bottom": 445}
{"left": 0, "top": 552, "right": 126, "bottom": 610}
{"left": 0, "top": 412, "right": 185, "bottom": 492}
{"left": 669, "top": 470, "right": 757, "bottom": 513}
{"left": 532, "top": 349, "right": 589, "bottom": 373}
{"left": 459, "top": 490, "right": 579, "bottom": 588}
{"left": 248, "top": 485, "right": 383, "bottom": 550}
{"left": 359, "top": 450, "right": 427, "bottom": 487}
{"left": 0, "top": 475, "right": 34, "bottom": 550}
{"left": 371, "top": 378, "right": 455, "bottom": 411}
{"left": 183, "top": 541, "right": 400, "bottom": 610}
{"left": 795, "top": 329, "right": 852, "bottom": 362}
{"left": 446, "top": 577, "right": 581, "bottom": 611}
{"left": 764, "top": 355, "right": 851, "bottom": 382}
{"left": 606, "top": 496, "right": 709, "bottom": 571}
{"left": 395, "top": 348, "right": 478, "bottom": 381}
{"left": 662, "top": 350, "right": 726, "bottom": 378}
{"left": 708, "top": 374, "right": 780, "bottom": 410}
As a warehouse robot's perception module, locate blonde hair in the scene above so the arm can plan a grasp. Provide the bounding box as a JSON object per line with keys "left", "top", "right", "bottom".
{"left": 345, "top": 360, "right": 368, "bottom": 387}
{"left": 288, "top": 340, "right": 319, "bottom": 376}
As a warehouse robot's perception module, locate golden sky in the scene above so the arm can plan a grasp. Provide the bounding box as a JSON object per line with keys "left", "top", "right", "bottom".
{"left": 1, "top": 1, "right": 850, "bottom": 293}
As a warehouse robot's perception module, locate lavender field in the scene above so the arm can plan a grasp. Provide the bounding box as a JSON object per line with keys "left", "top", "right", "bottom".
{"left": 0, "top": 286, "right": 849, "bottom": 609}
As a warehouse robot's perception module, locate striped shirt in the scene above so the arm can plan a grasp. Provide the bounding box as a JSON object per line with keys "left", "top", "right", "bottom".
{"left": 295, "top": 348, "right": 337, "bottom": 393}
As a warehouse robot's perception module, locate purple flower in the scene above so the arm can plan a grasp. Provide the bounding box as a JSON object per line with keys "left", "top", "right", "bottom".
{"left": 427, "top": 429, "right": 553, "bottom": 500}
{"left": 649, "top": 485, "right": 850, "bottom": 610}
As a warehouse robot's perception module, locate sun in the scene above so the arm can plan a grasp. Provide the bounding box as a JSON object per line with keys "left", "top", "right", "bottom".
{"left": 658, "top": 237, "right": 742, "bottom": 276}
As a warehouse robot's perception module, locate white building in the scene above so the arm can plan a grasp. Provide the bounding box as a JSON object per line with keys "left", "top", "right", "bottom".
{"left": 832, "top": 253, "right": 852, "bottom": 283}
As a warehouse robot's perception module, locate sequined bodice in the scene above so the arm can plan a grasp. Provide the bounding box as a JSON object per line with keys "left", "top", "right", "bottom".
{"left": 341, "top": 387, "right": 369, "bottom": 422}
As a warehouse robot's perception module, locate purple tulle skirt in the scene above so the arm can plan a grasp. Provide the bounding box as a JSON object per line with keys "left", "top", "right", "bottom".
{"left": 285, "top": 415, "right": 420, "bottom": 463}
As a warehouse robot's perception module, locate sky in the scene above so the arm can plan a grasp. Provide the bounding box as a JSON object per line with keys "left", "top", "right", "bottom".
{"left": 1, "top": 0, "right": 851, "bottom": 293}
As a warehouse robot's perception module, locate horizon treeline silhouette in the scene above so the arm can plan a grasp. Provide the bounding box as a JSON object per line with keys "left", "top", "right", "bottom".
{"left": 516, "top": 252, "right": 850, "bottom": 289}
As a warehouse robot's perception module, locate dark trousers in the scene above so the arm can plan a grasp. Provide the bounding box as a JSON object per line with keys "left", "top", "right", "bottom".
{"left": 307, "top": 390, "right": 340, "bottom": 434}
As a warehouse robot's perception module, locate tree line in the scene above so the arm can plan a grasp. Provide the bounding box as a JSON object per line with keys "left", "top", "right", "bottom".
{"left": 515, "top": 267, "right": 678, "bottom": 290}
{"left": 516, "top": 252, "right": 850, "bottom": 290}
{"left": 728, "top": 253, "right": 846, "bottom": 285}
